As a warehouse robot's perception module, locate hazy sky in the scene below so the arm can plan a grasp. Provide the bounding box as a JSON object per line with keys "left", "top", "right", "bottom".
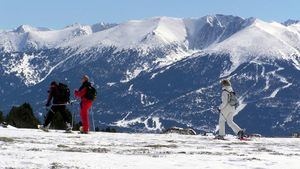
{"left": 0, "top": 0, "right": 299, "bottom": 29}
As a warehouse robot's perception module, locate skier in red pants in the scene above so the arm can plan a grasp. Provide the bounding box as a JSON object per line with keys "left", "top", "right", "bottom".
{"left": 75, "top": 75, "right": 94, "bottom": 134}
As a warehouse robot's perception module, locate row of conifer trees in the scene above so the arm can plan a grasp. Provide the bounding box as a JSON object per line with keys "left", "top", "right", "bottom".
{"left": 0, "top": 103, "right": 116, "bottom": 132}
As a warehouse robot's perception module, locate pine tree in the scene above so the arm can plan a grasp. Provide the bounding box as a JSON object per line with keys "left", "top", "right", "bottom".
{"left": 6, "top": 103, "right": 39, "bottom": 128}
{"left": 0, "top": 111, "right": 4, "bottom": 123}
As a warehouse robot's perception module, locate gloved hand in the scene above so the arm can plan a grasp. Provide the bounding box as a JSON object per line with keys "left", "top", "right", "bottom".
{"left": 74, "top": 89, "right": 79, "bottom": 97}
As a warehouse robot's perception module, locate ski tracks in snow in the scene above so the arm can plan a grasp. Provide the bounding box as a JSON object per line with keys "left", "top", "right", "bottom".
{"left": 1, "top": 128, "right": 300, "bottom": 169}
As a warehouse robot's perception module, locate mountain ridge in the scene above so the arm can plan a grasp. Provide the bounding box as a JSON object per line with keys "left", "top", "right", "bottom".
{"left": 0, "top": 14, "right": 299, "bottom": 136}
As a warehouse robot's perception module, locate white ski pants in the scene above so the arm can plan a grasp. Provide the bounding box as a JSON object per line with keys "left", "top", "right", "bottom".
{"left": 218, "top": 108, "right": 241, "bottom": 136}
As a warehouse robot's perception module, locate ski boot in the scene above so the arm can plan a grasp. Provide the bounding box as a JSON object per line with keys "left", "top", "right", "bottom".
{"left": 38, "top": 124, "right": 50, "bottom": 132}
{"left": 78, "top": 126, "right": 88, "bottom": 134}
{"left": 65, "top": 123, "right": 72, "bottom": 133}
{"left": 214, "top": 135, "right": 226, "bottom": 140}
{"left": 237, "top": 130, "right": 246, "bottom": 139}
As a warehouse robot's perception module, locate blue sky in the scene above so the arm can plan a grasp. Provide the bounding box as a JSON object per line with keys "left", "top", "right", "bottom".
{"left": 0, "top": 0, "right": 299, "bottom": 29}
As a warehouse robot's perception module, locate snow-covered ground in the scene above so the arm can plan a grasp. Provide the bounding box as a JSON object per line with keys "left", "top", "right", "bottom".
{"left": 1, "top": 127, "right": 300, "bottom": 169}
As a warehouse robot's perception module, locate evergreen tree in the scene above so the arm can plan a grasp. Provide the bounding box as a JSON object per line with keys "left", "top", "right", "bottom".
{"left": 6, "top": 103, "right": 39, "bottom": 128}
{"left": 0, "top": 111, "right": 4, "bottom": 123}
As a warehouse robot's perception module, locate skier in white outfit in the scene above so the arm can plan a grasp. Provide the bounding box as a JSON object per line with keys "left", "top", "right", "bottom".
{"left": 216, "top": 79, "right": 244, "bottom": 139}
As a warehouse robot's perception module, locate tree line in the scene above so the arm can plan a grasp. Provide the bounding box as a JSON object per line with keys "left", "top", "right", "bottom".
{"left": 0, "top": 103, "right": 116, "bottom": 132}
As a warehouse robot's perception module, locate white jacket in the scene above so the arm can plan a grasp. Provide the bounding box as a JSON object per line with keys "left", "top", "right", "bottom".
{"left": 219, "top": 86, "right": 235, "bottom": 113}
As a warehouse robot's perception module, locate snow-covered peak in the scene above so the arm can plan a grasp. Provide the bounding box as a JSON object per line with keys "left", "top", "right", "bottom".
{"left": 14, "top": 25, "right": 50, "bottom": 33}
{"left": 64, "top": 22, "right": 83, "bottom": 28}
{"left": 184, "top": 15, "right": 254, "bottom": 49}
{"left": 91, "top": 22, "right": 117, "bottom": 33}
{"left": 208, "top": 18, "right": 300, "bottom": 72}
{"left": 192, "top": 14, "right": 254, "bottom": 28}
{"left": 15, "top": 25, "right": 33, "bottom": 33}
{"left": 62, "top": 15, "right": 254, "bottom": 52}
{"left": 210, "top": 18, "right": 300, "bottom": 57}
{"left": 62, "top": 17, "right": 188, "bottom": 51}
{"left": 0, "top": 23, "right": 115, "bottom": 52}
{"left": 283, "top": 19, "right": 300, "bottom": 26}
{"left": 154, "top": 17, "right": 187, "bottom": 43}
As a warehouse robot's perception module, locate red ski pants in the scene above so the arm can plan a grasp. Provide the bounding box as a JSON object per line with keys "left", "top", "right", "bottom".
{"left": 80, "top": 100, "right": 93, "bottom": 132}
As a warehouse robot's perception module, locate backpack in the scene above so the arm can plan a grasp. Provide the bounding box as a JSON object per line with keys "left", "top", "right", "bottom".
{"left": 57, "top": 83, "right": 70, "bottom": 103}
{"left": 224, "top": 90, "right": 239, "bottom": 108}
{"left": 85, "top": 85, "right": 97, "bottom": 101}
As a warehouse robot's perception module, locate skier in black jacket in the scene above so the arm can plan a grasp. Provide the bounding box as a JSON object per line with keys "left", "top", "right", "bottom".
{"left": 38, "top": 81, "right": 72, "bottom": 132}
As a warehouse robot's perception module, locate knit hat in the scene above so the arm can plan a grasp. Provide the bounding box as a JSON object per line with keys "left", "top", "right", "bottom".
{"left": 50, "top": 81, "right": 57, "bottom": 86}
{"left": 82, "top": 75, "right": 89, "bottom": 81}
{"left": 220, "top": 79, "right": 231, "bottom": 86}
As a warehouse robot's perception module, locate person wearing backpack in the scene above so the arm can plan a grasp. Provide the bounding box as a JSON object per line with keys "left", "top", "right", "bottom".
{"left": 215, "top": 79, "right": 244, "bottom": 140}
{"left": 74, "top": 75, "right": 96, "bottom": 134}
{"left": 39, "top": 81, "right": 72, "bottom": 132}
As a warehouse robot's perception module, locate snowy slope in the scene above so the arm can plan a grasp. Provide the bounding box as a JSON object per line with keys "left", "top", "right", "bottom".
{"left": 62, "top": 17, "right": 189, "bottom": 51}
{"left": 0, "top": 23, "right": 115, "bottom": 52}
{"left": 1, "top": 127, "right": 300, "bottom": 169}
{"left": 62, "top": 15, "right": 251, "bottom": 52}
{"left": 208, "top": 19, "right": 300, "bottom": 71}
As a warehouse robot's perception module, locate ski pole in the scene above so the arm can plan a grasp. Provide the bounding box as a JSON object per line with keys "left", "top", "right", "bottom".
{"left": 51, "top": 103, "right": 68, "bottom": 106}
{"left": 44, "top": 107, "right": 55, "bottom": 129}
{"left": 69, "top": 99, "right": 79, "bottom": 129}
{"left": 46, "top": 107, "right": 56, "bottom": 114}
{"left": 71, "top": 98, "right": 80, "bottom": 129}
{"left": 71, "top": 109, "right": 74, "bottom": 129}
{"left": 51, "top": 100, "right": 78, "bottom": 106}
{"left": 219, "top": 111, "right": 228, "bottom": 122}
{"left": 211, "top": 108, "right": 228, "bottom": 122}
{"left": 91, "top": 105, "right": 95, "bottom": 131}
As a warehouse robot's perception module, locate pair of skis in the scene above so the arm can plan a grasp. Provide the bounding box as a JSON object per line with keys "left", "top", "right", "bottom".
{"left": 38, "top": 101, "right": 78, "bottom": 133}
{"left": 37, "top": 125, "right": 73, "bottom": 133}
{"left": 214, "top": 133, "right": 262, "bottom": 141}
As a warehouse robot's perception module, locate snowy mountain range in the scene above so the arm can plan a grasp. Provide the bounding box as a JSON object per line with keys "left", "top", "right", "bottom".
{"left": 0, "top": 14, "right": 299, "bottom": 136}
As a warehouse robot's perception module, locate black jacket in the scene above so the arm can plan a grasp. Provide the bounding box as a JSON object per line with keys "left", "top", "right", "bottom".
{"left": 79, "top": 81, "right": 91, "bottom": 98}
{"left": 46, "top": 86, "right": 65, "bottom": 105}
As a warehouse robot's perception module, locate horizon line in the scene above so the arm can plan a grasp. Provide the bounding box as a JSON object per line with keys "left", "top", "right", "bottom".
{"left": 1, "top": 14, "right": 299, "bottom": 31}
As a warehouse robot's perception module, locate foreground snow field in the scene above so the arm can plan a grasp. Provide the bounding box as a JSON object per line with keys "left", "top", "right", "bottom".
{"left": 1, "top": 127, "right": 300, "bottom": 169}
